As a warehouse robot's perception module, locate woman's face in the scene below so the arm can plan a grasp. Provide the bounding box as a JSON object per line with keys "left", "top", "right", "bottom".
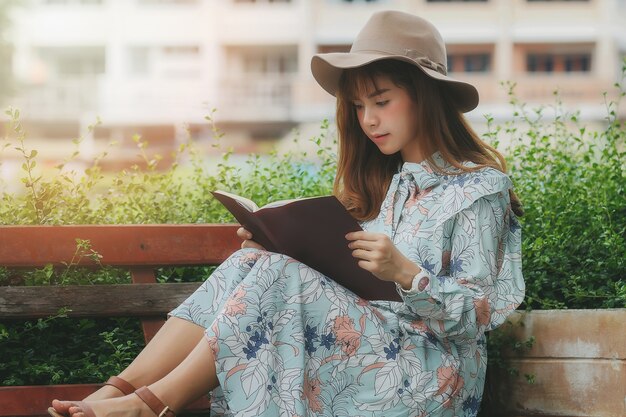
{"left": 352, "top": 75, "right": 425, "bottom": 162}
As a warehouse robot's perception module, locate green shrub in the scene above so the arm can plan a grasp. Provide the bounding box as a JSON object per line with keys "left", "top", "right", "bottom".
{"left": 484, "top": 82, "right": 625, "bottom": 310}
{"left": 0, "top": 111, "right": 336, "bottom": 225}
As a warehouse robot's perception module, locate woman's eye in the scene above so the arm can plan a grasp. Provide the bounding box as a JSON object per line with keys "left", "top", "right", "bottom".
{"left": 353, "top": 104, "right": 363, "bottom": 110}
{"left": 376, "top": 100, "right": 389, "bottom": 107}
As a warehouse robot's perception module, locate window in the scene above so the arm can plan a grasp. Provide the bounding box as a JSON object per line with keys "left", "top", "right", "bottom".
{"left": 128, "top": 47, "right": 150, "bottom": 76}
{"left": 527, "top": 53, "right": 591, "bottom": 73}
{"left": 38, "top": 47, "right": 105, "bottom": 78}
{"left": 226, "top": 46, "right": 297, "bottom": 76}
{"left": 137, "top": 0, "right": 197, "bottom": 5}
{"left": 158, "top": 45, "right": 201, "bottom": 78}
{"left": 446, "top": 45, "right": 494, "bottom": 73}
{"left": 127, "top": 45, "right": 201, "bottom": 77}
{"left": 233, "top": 0, "right": 291, "bottom": 3}
{"left": 447, "top": 53, "right": 491, "bottom": 73}
{"left": 316, "top": 45, "right": 351, "bottom": 54}
{"left": 243, "top": 54, "right": 297, "bottom": 74}
{"left": 162, "top": 46, "right": 200, "bottom": 56}
{"left": 426, "top": 1, "right": 488, "bottom": 3}
{"left": 43, "top": 0, "right": 103, "bottom": 4}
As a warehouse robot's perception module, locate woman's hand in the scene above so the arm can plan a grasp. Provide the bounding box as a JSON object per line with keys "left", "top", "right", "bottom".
{"left": 237, "top": 227, "right": 266, "bottom": 250}
{"left": 346, "top": 231, "right": 420, "bottom": 289}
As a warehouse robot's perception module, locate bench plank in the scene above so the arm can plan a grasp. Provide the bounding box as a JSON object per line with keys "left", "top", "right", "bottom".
{"left": 0, "top": 283, "right": 202, "bottom": 319}
{"left": 0, "top": 224, "right": 239, "bottom": 267}
{"left": 0, "top": 384, "right": 211, "bottom": 416}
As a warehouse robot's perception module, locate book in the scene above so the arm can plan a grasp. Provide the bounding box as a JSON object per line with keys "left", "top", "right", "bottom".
{"left": 211, "top": 190, "right": 401, "bottom": 302}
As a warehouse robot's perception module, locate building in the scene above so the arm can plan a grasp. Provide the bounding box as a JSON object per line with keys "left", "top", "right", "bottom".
{"left": 3, "top": 0, "right": 626, "bottom": 163}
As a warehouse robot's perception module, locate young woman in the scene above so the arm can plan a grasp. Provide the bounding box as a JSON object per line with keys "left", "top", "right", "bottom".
{"left": 49, "top": 10, "right": 524, "bottom": 417}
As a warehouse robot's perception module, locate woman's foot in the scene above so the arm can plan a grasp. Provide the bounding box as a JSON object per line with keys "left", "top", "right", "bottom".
{"left": 81, "top": 385, "right": 125, "bottom": 402}
{"left": 50, "top": 392, "right": 159, "bottom": 417}
{"left": 82, "top": 376, "right": 137, "bottom": 402}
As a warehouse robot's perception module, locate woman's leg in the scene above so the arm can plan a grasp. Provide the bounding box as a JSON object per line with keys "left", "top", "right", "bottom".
{"left": 84, "top": 317, "right": 205, "bottom": 401}
{"left": 51, "top": 337, "right": 218, "bottom": 417}
{"left": 147, "top": 336, "right": 219, "bottom": 412}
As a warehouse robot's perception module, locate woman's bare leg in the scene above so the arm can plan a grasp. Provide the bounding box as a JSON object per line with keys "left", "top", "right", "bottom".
{"left": 51, "top": 337, "right": 219, "bottom": 417}
{"left": 84, "top": 317, "right": 205, "bottom": 401}
{"left": 148, "top": 336, "right": 219, "bottom": 412}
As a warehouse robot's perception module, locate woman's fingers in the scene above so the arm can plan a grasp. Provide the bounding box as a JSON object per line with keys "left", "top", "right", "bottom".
{"left": 236, "top": 227, "right": 253, "bottom": 240}
{"left": 236, "top": 227, "right": 265, "bottom": 250}
{"left": 351, "top": 248, "right": 372, "bottom": 260}
{"left": 348, "top": 239, "right": 379, "bottom": 251}
{"left": 241, "top": 239, "right": 265, "bottom": 250}
{"left": 346, "top": 231, "right": 376, "bottom": 241}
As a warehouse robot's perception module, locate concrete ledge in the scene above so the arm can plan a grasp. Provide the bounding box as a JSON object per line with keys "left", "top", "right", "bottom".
{"left": 490, "top": 309, "right": 626, "bottom": 417}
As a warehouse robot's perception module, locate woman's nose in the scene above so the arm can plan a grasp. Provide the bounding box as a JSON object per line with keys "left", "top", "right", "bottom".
{"left": 362, "top": 107, "right": 378, "bottom": 127}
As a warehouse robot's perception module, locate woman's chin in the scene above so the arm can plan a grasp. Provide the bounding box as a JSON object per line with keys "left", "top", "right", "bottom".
{"left": 376, "top": 146, "right": 398, "bottom": 156}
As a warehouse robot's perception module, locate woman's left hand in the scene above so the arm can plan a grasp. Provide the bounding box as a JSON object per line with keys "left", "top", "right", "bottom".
{"left": 346, "top": 231, "right": 420, "bottom": 287}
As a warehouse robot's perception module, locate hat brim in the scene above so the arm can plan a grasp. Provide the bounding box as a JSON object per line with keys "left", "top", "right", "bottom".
{"left": 311, "top": 52, "right": 479, "bottom": 113}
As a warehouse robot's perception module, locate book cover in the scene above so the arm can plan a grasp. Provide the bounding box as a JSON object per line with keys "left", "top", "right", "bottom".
{"left": 211, "top": 190, "right": 401, "bottom": 302}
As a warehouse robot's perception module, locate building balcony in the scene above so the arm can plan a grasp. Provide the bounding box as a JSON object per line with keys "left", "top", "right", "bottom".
{"left": 215, "top": 76, "right": 295, "bottom": 122}
{"left": 511, "top": 74, "right": 619, "bottom": 104}
{"left": 12, "top": 77, "right": 100, "bottom": 122}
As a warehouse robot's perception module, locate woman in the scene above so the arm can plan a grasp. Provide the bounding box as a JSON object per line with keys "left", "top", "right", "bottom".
{"left": 50, "top": 10, "right": 524, "bottom": 417}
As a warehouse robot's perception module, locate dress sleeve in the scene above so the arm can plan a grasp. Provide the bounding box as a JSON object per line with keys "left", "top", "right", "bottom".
{"left": 398, "top": 191, "right": 524, "bottom": 342}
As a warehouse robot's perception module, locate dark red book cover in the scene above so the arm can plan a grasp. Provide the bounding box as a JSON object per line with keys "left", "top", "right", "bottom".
{"left": 212, "top": 191, "right": 401, "bottom": 302}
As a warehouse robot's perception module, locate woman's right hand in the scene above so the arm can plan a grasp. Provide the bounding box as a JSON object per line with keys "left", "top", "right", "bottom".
{"left": 237, "top": 227, "right": 266, "bottom": 250}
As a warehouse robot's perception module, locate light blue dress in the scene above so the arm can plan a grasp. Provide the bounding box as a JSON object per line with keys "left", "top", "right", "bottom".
{"left": 170, "top": 152, "right": 525, "bottom": 417}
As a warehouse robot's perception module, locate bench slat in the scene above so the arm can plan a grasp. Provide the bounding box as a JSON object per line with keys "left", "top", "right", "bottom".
{"left": 0, "top": 224, "right": 239, "bottom": 268}
{"left": 0, "top": 283, "right": 202, "bottom": 319}
{"left": 0, "top": 384, "right": 211, "bottom": 416}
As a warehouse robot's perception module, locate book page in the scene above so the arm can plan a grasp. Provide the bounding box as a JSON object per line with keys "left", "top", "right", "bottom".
{"left": 261, "top": 195, "right": 320, "bottom": 210}
{"left": 213, "top": 190, "right": 259, "bottom": 212}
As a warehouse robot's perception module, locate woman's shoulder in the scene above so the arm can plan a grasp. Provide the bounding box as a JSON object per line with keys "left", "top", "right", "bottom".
{"left": 428, "top": 163, "right": 512, "bottom": 227}
{"left": 426, "top": 152, "right": 512, "bottom": 187}
{"left": 435, "top": 162, "right": 512, "bottom": 193}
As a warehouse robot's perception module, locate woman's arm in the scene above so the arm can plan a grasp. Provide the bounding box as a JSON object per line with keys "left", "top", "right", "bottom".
{"left": 400, "top": 194, "right": 523, "bottom": 341}
{"left": 348, "top": 193, "right": 524, "bottom": 342}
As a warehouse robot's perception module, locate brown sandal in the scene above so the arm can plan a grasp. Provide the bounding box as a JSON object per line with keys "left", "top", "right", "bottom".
{"left": 46, "top": 376, "right": 135, "bottom": 417}
{"left": 135, "top": 386, "right": 177, "bottom": 417}
{"left": 47, "top": 386, "right": 175, "bottom": 417}
{"left": 104, "top": 375, "right": 136, "bottom": 395}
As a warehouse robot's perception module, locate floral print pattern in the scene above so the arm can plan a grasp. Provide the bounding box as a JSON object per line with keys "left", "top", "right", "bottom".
{"left": 169, "top": 152, "right": 524, "bottom": 417}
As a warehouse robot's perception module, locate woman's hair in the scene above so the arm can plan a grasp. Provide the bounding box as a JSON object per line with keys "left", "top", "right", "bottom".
{"left": 333, "top": 59, "right": 524, "bottom": 221}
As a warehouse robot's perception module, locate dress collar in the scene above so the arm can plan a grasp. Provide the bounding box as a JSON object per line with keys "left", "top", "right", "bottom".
{"left": 397, "top": 151, "right": 445, "bottom": 190}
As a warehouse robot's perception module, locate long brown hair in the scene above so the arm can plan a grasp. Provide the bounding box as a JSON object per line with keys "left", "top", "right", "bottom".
{"left": 333, "top": 59, "right": 524, "bottom": 221}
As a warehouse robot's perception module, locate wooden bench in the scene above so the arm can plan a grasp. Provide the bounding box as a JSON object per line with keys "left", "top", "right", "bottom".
{"left": 0, "top": 224, "right": 240, "bottom": 417}
{"left": 2, "top": 225, "right": 623, "bottom": 417}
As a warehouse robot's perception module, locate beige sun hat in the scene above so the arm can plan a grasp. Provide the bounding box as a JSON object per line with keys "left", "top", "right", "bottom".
{"left": 310, "top": 10, "right": 479, "bottom": 113}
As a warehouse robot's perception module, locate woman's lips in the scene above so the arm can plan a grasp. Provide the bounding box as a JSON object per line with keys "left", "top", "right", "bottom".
{"left": 371, "top": 133, "right": 389, "bottom": 143}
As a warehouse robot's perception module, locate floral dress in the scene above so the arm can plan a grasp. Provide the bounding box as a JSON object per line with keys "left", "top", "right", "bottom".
{"left": 169, "top": 152, "right": 525, "bottom": 417}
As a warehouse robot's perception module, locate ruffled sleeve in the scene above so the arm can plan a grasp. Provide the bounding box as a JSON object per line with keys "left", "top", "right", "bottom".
{"left": 398, "top": 167, "right": 525, "bottom": 341}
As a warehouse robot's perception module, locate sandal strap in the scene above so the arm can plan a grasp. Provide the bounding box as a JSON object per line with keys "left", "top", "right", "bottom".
{"left": 135, "top": 386, "right": 177, "bottom": 417}
{"left": 104, "top": 376, "right": 136, "bottom": 396}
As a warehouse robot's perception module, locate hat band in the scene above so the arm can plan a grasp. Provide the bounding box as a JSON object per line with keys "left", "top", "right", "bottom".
{"left": 354, "top": 48, "right": 447, "bottom": 76}
{"left": 404, "top": 50, "right": 447, "bottom": 76}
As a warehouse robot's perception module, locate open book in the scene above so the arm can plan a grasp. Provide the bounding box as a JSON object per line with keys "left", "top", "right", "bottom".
{"left": 212, "top": 190, "right": 401, "bottom": 302}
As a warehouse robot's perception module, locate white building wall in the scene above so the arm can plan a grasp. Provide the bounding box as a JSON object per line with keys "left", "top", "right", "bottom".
{"left": 3, "top": 0, "right": 625, "bottom": 147}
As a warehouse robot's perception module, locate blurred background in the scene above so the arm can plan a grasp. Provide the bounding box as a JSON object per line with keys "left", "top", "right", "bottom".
{"left": 0, "top": 0, "right": 625, "bottom": 174}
